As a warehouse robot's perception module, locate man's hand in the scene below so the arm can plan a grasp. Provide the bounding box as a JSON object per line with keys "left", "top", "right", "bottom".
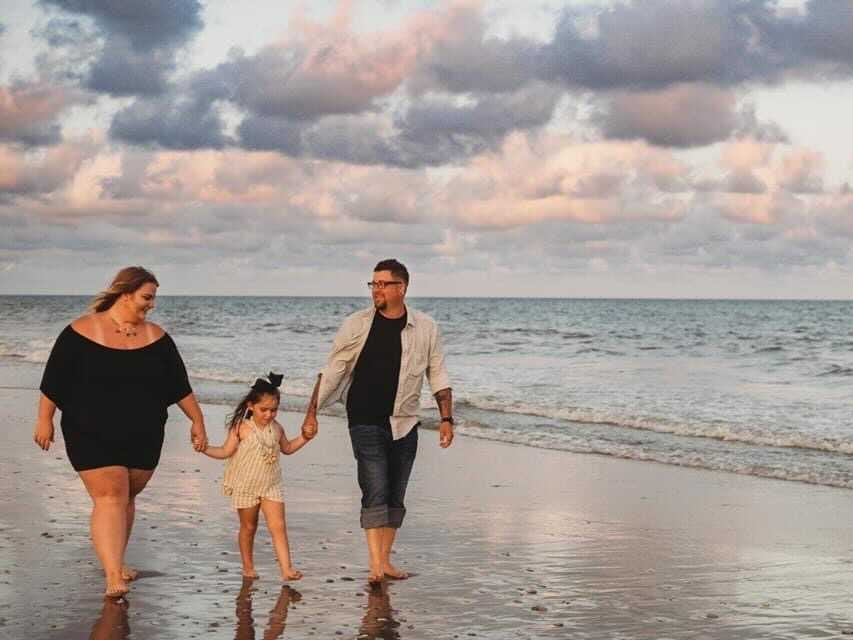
{"left": 190, "top": 421, "right": 208, "bottom": 452}
{"left": 439, "top": 421, "right": 454, "bottom": 448}
{"left": 301, "top": 415, "right": 318, "bottom": 440}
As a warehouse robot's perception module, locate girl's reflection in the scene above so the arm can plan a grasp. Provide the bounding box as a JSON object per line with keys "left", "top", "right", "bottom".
{"left": 236, "top": 577, "right": 301, "bottom": 639}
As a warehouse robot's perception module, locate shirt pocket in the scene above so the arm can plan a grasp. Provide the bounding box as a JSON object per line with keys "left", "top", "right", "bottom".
{"left": 407, "top": 353, "right": 428, "bottom": 378}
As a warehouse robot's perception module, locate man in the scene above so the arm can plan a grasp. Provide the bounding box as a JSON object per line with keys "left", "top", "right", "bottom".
{"left": 301, "top": 258, "right": 454, "bottom": 583}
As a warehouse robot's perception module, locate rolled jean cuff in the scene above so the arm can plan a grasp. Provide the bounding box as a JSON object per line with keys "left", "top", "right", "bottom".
{"left": 388, "top": 506, "right": 406, "bottom": 529}
{"left": 361, "top": 505, "right": 390, "bottom": 529}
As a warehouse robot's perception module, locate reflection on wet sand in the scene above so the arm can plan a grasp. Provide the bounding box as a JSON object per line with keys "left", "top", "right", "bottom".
{"left": 359, "top": 582, "right": 401, "bottom": 640}
{"left": 89, "top": 598, "right": 130, "bottom": 640}
{"left": 236, "top": 577, "right": 302, "bottom": 640}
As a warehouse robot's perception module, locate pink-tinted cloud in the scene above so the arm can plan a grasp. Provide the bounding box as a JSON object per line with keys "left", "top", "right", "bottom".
{"left": 228, "top": 0, "right": 481, "bottom": 120}
{"left": 0, "top": 83, "right": 69, "bottom": 146}
{"left": 445, "top": 132, "right": 690, "bottom": 228}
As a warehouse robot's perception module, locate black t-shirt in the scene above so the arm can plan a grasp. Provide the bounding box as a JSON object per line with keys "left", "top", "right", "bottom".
{"left": 346, "top": 311, "right": 407, "bottom": 426}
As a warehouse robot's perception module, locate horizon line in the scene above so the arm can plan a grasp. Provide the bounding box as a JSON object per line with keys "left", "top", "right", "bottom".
{"left": 1, "top": 293, "right": 852, "bottom": 302}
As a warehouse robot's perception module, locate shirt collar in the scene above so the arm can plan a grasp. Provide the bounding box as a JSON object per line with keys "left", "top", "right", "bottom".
{"left": 363, "top": 304, "right": 416, "bottom": 327}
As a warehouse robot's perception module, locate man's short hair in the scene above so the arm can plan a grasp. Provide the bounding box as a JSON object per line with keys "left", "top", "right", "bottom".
{"left": 374, "top": 258, "right": 409, "bottom": 286}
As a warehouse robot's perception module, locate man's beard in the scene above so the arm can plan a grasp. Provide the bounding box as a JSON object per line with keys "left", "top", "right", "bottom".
{"left": 373, "top": 298, "right": 387, "bottom": 310}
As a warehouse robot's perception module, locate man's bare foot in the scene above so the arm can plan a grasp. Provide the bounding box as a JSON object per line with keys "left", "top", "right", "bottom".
{"left": 104, "top": 577, "right": 129, "bottom": 599}
{"left": 368, "top": 564, "right": 384, "bottom": 584}
{"left": 280, "top": 568, "right": 303, "bottom": 581}
{"left": 382, "top": 562, "right": 409, "bottom": 580}
{"left": 242, "top": 569, "right": 259, "bottom": 579}
{"left": 121, "top": 566, "right": 139, "bottom": 581}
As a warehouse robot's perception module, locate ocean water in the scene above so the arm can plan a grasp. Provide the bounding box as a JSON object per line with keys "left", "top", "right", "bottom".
{"left": 2, "top": 295, "right": 851, "bottom": 489}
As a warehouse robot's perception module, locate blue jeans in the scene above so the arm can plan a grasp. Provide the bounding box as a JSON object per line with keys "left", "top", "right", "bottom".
{"left": 348, "top": 422, "right": 418, "bottom": 529}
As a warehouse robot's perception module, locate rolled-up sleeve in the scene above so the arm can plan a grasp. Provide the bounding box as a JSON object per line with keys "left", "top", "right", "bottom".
{"left": 317, "top": 317, "right": 359, "bottom": 409}
{"left": 426, "top": 322, "right": 451, "bottom": 395}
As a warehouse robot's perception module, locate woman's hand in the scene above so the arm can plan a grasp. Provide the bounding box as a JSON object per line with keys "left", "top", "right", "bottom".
{"left": 190, "top": 421, "right": 208, "bottom": 452}
{"left": 33, "top": 418, "right": 55, "bottom": 451}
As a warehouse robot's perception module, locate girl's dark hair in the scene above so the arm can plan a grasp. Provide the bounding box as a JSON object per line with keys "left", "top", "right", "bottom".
{"left": 226, "top": 373, "right": 283, "bottom": 432}
{"left": 90, "top": 266, "right": 159, "bottom": 312}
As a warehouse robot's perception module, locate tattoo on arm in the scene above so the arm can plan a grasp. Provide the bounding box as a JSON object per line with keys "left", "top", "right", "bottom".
{"left": 307, "top": 374, "right": 321, "bottom": 415}
{"left": 434, "top": 387, "right": 452, "bottom": 419}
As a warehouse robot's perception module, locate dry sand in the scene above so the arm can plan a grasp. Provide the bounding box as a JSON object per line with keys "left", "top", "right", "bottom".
{"left": 2, "top": 381, "right": 852, "bottom": 639}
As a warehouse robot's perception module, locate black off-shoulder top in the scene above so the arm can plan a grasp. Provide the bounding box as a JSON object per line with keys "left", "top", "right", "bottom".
{"left": 40, "top": 325, "right": 193, "bottom": 471}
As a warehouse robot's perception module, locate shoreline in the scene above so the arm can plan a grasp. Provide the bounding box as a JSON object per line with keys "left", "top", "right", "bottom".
{"left": 3, "top": 386, "right": 852, "bottom": 638}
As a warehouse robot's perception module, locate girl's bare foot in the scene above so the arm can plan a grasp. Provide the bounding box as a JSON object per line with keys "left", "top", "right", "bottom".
{"left": 242, "top": 569, "right": 259, "bottom": 579}
{"left": 382, "top": 562, "right": 409, "bottom": 580}
{"left": 280, "top": 567, "right": 303, "bottom": 581}
{"left": 121, "top": 566, "right": 139, "bottom": 581}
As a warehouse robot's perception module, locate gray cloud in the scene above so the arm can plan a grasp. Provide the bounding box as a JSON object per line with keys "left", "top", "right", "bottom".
{"left": 597, "top": 84, "right": 737, "bottom": 147}
{"left": 236, "top": 84, "right": 561, "bottom": 168}
{"left": 40, "top": 0, "right": 204, "bottom": 96}
{"left": 544, "top": 1, "right": 766, "bottom": 90}
{"left": 110, "top": 94, "right": 231, "bottom": 149}
{"left": 409, "top": 7, "right": 541, "bottom": 94}
{"left": 725, "top": 171, "right": 768, "bottom": 194}
{"left": 397, "top": 83, "right": 561, "bottom": 147}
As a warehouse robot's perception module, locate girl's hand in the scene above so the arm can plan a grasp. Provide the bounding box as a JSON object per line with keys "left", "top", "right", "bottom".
{"left": 190, "top": 421, "right": 208, "bottom": 452}
{"left": 301, "top": 416, "right": 318, "bottom": 440}
{"left": 33, "top": 419, "right": 55, "bottom": 451}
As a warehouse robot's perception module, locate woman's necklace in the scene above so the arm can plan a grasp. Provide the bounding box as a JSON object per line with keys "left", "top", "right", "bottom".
{"left": 108, "top": 314, "right": 140, "bottom": 337}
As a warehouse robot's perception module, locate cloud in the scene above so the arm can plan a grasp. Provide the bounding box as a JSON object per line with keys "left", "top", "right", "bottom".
{"left": 0, "top": 136, "right": 101, "bottom": 196}
{"left": 443, "top": 132, "right": 691, "bottom": 228}
{"left": 212, "top": 1, "right": 477, "bottom": 121}
{"left": 544, "top": 1, "right": 765, "bottom": 90}
{"left": 109, "top": 93, "right": 231, "bottom": 149}
{"left": 0, "top": 83, "right": 71, "bottom": 146}
{"left": 597, "top": 84, "right": 738, "bottom": 147}
{"left": 237, "top": 83, "right": 560, "bottom": 168}
{"left": 40, "top": 0, "right": 204, "bottom": 96}
{"left": 595, "top": 84, "right": 789, "bottom": 148}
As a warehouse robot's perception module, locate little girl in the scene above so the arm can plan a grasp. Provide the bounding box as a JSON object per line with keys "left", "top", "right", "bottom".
{"left": 203, "top": 372, "right": 313, "bottom": 581}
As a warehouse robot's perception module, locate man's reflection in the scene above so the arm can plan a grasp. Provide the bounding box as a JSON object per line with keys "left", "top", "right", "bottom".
{"left": 89, "top": 597, "right": 130, "bottom": 640}
{"left": 236, "top": 577, "right": 302, "bottom": 639}
{"left": 359, "top": 582, "right": 401, "bottom": 640}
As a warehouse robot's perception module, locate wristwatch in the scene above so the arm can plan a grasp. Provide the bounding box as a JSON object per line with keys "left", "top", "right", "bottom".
{"left": 440, "top": 416, "right": 454, "bottom": 425}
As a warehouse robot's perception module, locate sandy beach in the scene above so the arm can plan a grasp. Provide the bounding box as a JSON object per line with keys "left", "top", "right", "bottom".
{"left": 2, "top": 372, "right": 852, "bottom": 639}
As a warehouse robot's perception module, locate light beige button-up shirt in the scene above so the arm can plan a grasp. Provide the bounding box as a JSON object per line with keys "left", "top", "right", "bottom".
{"left": 316, "top": 305, "right": 451, "bottom": 440}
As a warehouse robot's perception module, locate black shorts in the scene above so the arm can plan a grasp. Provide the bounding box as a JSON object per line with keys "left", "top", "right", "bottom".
{"left": 61, "top": 419, "right": 165, "bottom": 471}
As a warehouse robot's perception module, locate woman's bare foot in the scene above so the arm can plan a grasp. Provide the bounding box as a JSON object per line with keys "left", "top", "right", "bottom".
{"left": 104, "top": 576, "right": 129, "bottom": 599}
{"left": 382, "top": 562, "right": 409, "bottom": 580}
{"left": 121, "top": 566, "right": 139, "bottom": 581}
{"left": 280, "top": 567, "right": 303, "bottom": 581}
{"left": 242, "top": 569, "right": 259, "bottom": 579}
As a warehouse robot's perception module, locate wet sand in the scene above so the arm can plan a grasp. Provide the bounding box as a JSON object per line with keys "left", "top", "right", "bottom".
{"left": 2, "top": 379, "right": 853, "bottom": 639}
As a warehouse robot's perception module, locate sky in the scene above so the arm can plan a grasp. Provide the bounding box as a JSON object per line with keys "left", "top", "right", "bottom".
{"left": 2, "top": 0, "right": 853, "bottom": 298}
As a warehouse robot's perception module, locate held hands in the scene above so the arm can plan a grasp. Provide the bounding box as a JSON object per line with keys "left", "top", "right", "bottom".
{"left": 439, "top": 421, "right": 454, "bottom": 448}
{"left": 301, "top": 415, "right": 318, "bottom": 441}
{"left": 33, "top": 419, "right": 55, "bottom": 451}
{"left": 190, "top": 421, "right": 208, "bottom": 452}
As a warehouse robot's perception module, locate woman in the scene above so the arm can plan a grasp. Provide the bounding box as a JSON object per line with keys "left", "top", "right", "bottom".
{"left": 32, "top": 266, "right": 208, "bottom": 598}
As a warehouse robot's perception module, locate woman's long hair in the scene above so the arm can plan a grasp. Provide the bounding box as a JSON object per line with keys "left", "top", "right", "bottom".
{"left": 90, "top": 266, "right": 159, "bottom": 312}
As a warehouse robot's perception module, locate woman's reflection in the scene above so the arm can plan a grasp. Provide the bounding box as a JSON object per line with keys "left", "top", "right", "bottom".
{"left": 236, "top": 577, "right": 302, "bottom": 639}
{"left": 89, "top": 597, "right": 130, "bottom": 640}
{"left": 359, "top": 582, "right": 402, "bottom": 640}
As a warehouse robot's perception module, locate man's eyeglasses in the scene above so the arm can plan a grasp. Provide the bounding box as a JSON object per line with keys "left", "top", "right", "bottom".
{"left": 367, "top": 280, "right": 403, "bottom": 290}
